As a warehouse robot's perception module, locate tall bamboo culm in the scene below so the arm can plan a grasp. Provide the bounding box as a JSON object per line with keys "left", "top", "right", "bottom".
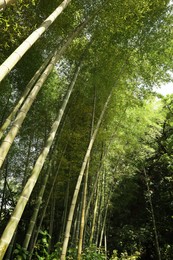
{"left": 0, "top": 51, "right": 59, "bottom": 170}
{"left": 77, "top": 87, "right": 96, "bottom": 259}
{"left": 0, "top": 53, "right": 53, "bottom": 140}
{"left": 144, "top": 168, "right": 161, "bottom": 260}
{"left": 0, "top": 18, "right": 88, "bottom": 170}
{"left": 61, "top": 91, "right": 112, "bottom": 260}
{"left": 28, "top": 146, "right": 67, "bottom": 259}
{"left": 22, "top": 163, "right": 52, "bottom": 250}
{"left": 77, "top": 163, "right": 89, "bottom": 260}
{"left": 0, "top": 0, "right": 71, "bottom": 83}
{"left": 0, "top": 63, "right": 81, "bottom": 259}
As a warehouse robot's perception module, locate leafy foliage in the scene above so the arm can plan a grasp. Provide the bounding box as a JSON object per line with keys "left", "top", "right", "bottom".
{"left": 0, "top": 0, "right": 173, "bottom": 259}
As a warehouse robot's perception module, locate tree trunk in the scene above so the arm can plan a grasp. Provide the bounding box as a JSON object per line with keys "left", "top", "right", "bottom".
{"left": 144, "top": 168, "right": 162, "bottom": 260}
{"left": 75, "top": 194, "right": 82, "bottom": 246}
{"left": 28, "top": 147, "right": 66, "bottom": 259}
{"left": 77, "top": 162, "right": 89, "bottom": 260}
{"left": 95, "top": 178, "right": 103, "bottom": 246}
{"left": 0, "top": 53, "right": 53, "bottom": 140}
{"left": 22, "top": 162, "right": 52, "bottom": 250}
{"left": 70, "top": 203, "right": 77, "bottom": 245}
{"left": 21, "top": 134, "right": 33, "bottom": 188}
{"left": 4, "top": 230, "right": 17, "bottom": 260}
{"left": 0, "top": 91, "right": 11, "bottom": 127}
{"left": 77, "top": 86, "right": 96, "bottom": 259}
{"left": 104, "top": 229, "right": 107, "bottom": 259}
{"left": 48, "top": 191, "right": 56, "bottom": 253}
{"left": 0, "top": 0, "right": 72, "bottom": 82}
{"left": 61, "top": 91, "right": 112, "bottom": 260}
{"left": 0, "top": 52, "right": 58, "bottom": 169}
{"left": 0, "top": 160, "right": 8, "bottom": 221}
{"left": 59, "top": 177, "right": 70, "bottom": 242}
{"left": 99, "top": 193, "right": 110, "bottom": 250}
{"left": 89, "top": 184, "right": 98, "bottom": 245}
{"left": 24, "top": 124, "right": 61, "bottom": 251}
{"left": 98, "top": 208, "right": 108, "bottom": 250}
{"left": 85, "top": 144, "right": 104, "bottom": 227}
{"left": 0, "top": 63, "right": 81, "bottom": 259}
{"left": 95, "top": 202, "right": 102, "bottom": 246}
{"left": 85, "top": 170, "right": 99, "bottom": 226}
{"left": 0, "top": 17, "right": 90, "bottom": 170}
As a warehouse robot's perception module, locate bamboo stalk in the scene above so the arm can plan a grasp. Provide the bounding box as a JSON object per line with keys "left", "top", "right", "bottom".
{"left": 0, "top": 0, "right": 71, "bottom": 82}
{"left": 61, "top": 91, "right": 112, "bottom": 260}
{"left": 0, "top": 62, "right": 81, "bottom": 259}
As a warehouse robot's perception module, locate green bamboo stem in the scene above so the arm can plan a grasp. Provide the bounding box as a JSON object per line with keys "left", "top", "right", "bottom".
{"left": 61, "top": 91, "right": 112, "bottom": 260}
{"left": 0, "top": 0, "right": 71, "bottom": 82}
{"left": 28, "top": 146, "right": 67, "bottom": 259}
{"left": 77, "top": 163, "right": 89, "bottom": 260}
{"left": 22, "top": 163, "right": 52, "bottom": 250}
{"left": 0, "top": 52, "right": 58, "bottom": 170}
{"left": 0, "top": 62, "right": 81, "bottom": 259}
{"left": 0, "top": 53, "right": 53, "bottom": 140}
{"left": 0, "top": 19, "right": 87, "bottom": 170}
{"left": 77, "top": 86, "right": 96, "bottom": 259}
{"left": 144, "top": 168, "right": 162, "bottom": 260}
{"left": 89, "top": 185, "right": 98, "bottom": 245}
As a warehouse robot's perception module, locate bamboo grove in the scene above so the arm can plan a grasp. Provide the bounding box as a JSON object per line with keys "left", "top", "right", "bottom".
{"left": 0, "top": 0, "right": 173, "bottom": 259}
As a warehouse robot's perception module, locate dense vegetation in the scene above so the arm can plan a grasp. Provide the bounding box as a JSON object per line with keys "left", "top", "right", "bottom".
{"left": 0, "top": 0, "right": 173, "bottom": 259}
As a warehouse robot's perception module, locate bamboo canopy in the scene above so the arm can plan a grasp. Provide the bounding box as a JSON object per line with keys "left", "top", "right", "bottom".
{"left": 0, "top": 1, "right": 172, "bottom": 259}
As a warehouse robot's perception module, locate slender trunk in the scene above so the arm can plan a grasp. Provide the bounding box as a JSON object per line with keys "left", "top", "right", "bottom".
{"left": 89, "top": 185, "right": 98, "bottom": 245}
{"left": 99, "top": 195, "right": 109, "bottom": 250}
{"left": 5, "top": 181, "right": 15, "bottom": 208}
{"left": 98, "top": 207, "right": 108, "bottom": 250}
{"left": 59, "top": 178, "right": 70, "bottom": 242}
{"left": 0, "top": 160, "right": 8, "bottom": 220}
{"left": 77, "top": 162, "right": 89, "bottom": 259}
{"left": 85, "top": 145, "right": 104, "bottom": 226}
{"left": 0, "top": 52, "right": 58, "bottom": 169}
{"left": 0, "top": 63, "right": 80, "bottom": 259}
{"left": 23, "top": 126, "right": 57, "bottom": 250}
{"left": 95, "top": 180, "right": 102, "bottom": 246}
{"left": 85, "top": 170, "right": 99, "bottom": 226}
{"left": 21, "top": 135, "right": 33, "bottom": 188}
{"left": 96, "top": 168, "right": 105, "bottom": 246}
{"left": 61, "top": 91, "right": 112, "bottom": 260}
{"left": 0, "top": 0, "right": 15, "bottom": 10}
{"left": 0, "top": 0, "right": 72, "bottom": 82}
{"left": 4, "top": 230, "right": 17, "bottom": 260}
{"left": 48, "top": 192, "right": 56, "bottom": 253}
{"left": 0, "top": 53, "right": 53, "bottom": 140}
{"left": 0, "top": 19, "right": 89, "bottom": 170}
{"left": 0, "top": 91, "right": 11, "bottom": 127}
{"left": 104, "top": 229, "right": 107, "bottom": 259}
{"left": 77, "top": 87, "right": 96, "bottom": 259}
{"left": 22, "top": 163, "right": 52, "bottom": 250}
{"left": 1, "top": 180, "right": 16, "bottom": 260}
{"left": 75, "top": 195, "right": 82, "bottom": 246}
{"left": 28, "top": 147, "right": 66, "bottom": 259}
{"left": 144, "top": 168, "right": 161, "bottom": 260}
{"left": 71, "top": 203, "right": 79, "bottom": 245}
